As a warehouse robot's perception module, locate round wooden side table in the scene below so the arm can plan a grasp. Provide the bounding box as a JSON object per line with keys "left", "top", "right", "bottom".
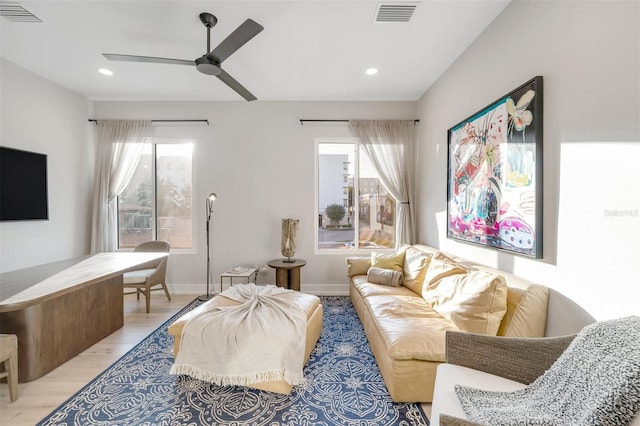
{"left": 267, "top": 259, "right": 306, "bottom": 291}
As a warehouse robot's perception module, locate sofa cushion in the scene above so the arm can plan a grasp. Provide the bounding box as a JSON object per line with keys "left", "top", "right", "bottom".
{"left": 351, "top": 276, "right": 419, "bottom": 298}
{"left": 364, "top": 295, "right": 458, "bottom": 362}
{"left": 401, "top": 245, "right": 432, "bottom": 295}
{"left": 346, "top": 257, "right": 371, "bottom": 277}
{"left": 423, "top": 271, "right": 508, "bottom": 335}
{"left": 371, "top": 250, "right": 405, "bottom": 273}
{"left": 498, "top": 284, "right": 549, "bottom": 337}
{"left": 421, "top": 251, "right": 469, "bottom": 295}
{"left": 367, "top": 267, "right": 403, "bottom": 287}
{"left": 123, "top": 268, "right": 155, "bottom": 284}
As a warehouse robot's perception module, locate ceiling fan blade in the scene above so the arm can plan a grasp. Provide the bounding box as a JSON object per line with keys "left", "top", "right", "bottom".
{"left": 216, "top": 69, "right": 257, "bottom": 101}
{"left": 103, "top": 54, "right": 195, "bottom": 66}
{"left": 208, "top": 19, "right": 264, "bottom": 63}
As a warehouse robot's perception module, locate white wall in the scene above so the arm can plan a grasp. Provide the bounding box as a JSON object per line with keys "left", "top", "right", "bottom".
{"left": 93, "top": 100, "right": 415, "bottom": 295}
{"left": 416, "top": 1, "right": 640, "bottom": 335}
{"left": 0, "top": 59, "right": 93, "bottom": 272}
{"left": 5, "top": 1, "right": 637, "bottom": 336}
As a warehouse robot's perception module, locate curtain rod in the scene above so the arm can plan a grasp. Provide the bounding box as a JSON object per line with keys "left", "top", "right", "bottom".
{"left": 299, "top": 119, "right": 419, "bottom": 125}
{"left": 88, "top": 119, "right": 209, "bottom": 125}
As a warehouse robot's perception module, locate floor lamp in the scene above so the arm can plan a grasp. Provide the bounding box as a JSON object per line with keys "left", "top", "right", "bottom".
{"left": 198, "top": 192, "right": 217, "bottom": 301}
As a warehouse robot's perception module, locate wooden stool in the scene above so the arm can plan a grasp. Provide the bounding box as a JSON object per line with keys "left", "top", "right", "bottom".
{"left": 0, "top": 334, "right": 18, "bottom": 402}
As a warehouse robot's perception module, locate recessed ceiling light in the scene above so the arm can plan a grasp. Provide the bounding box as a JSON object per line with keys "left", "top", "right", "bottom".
{"left": 365, "top": 68, "right": 378, "bottom": 76}
{"left": 98, "top": 68, "right": 113, "bottom": 76}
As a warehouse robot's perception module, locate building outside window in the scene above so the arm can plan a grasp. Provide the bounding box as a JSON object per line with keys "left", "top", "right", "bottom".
{"left": 316, "top": 139, "right": 396, "bottom": 251}
{"left": 117, "top": 142, "right": 193, "bottom": 249}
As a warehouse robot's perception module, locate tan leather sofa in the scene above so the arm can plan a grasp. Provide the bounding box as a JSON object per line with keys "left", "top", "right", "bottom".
{"left": 347, "top": 244, "right": 549, "bottom": 403}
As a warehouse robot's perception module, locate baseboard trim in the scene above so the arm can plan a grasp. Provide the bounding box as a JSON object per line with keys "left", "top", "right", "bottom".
{"left": 301, "top": 283, "right": 349, "bottom": 296}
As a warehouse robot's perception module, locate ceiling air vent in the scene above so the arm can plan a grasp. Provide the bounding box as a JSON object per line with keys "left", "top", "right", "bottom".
{"left": 374, "top": 2, "right": 418, "bottom": 23}
{"left": 0, "top": 3, "right": 42, "bottom": 22}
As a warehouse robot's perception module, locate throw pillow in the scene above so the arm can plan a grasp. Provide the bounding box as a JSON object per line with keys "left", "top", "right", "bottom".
{"left": 371, "top": 250, "right": 405, "bottom": 273}
{"left": 402, "top": 245, "right": 432, "bottom": 295}
{"left": 423, "top": 271, "right": 508, "bottom": 335}
{"left": 421, "top": 251, "right": 469, "bottom": 296}
{"left": 367, "top": 267, "right": 403, "bottom": 287}
{"left": 346, "top": 257, "right": 371, "bottom": 277}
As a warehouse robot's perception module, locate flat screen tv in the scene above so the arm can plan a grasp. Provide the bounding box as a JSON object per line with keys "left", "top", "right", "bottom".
{"left": 0, "top": 146, "right": 49, "bottom": 221}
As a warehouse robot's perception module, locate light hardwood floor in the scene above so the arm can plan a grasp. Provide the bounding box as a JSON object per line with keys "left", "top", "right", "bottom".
{"left": 0, "top": 293, "right": 195, "bottom": 426}
{"left": 0, "top": 293, "right": 432, "bottom": 425}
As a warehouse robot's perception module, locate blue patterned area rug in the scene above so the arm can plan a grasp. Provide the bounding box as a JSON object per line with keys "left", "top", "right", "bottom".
{"left": 38, "top": 296, "right": 429, "bottom": 425}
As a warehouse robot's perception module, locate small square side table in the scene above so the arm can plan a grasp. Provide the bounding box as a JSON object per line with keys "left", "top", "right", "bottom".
{"left": 219, "top": 267, "right": 258, "bottom": 292}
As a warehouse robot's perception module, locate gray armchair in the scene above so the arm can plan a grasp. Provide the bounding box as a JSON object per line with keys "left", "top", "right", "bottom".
{"left": 433, "top": 331, "right": 576, "bottom": 426}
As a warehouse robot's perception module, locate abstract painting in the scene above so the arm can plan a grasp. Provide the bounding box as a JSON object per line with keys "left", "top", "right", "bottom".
{"left": 447, "top": 76, "right": 543, "bottom": 258}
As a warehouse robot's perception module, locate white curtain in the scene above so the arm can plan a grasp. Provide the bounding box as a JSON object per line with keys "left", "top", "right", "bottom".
{"left": 348, "top": 120, "right": 416, "bottom": 246}
{"left": 90, "top": 120, "right": 152, "bottom": 253}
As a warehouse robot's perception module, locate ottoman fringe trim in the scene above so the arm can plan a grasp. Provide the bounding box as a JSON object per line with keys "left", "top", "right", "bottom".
{"left": 170, "top": 364, "right": 305, "bottom": 387}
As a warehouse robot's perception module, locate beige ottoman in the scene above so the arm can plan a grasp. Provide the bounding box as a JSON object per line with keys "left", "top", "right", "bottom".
{"left": 168, "top": 292, "right": 323, "bottom": 394}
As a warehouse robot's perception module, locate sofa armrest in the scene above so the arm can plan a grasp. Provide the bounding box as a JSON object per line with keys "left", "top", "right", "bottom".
{"left": 440, "top": 414, "right": 484, "bottom": 426}
{"left": 445, "top": 331, "right": 576, "bottom": 384}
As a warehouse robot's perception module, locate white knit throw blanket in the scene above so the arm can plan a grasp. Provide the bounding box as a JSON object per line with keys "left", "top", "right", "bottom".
{"left": 170, "top": 284, "right": 307, "bottom": 387}
{"left": 456, "top": 316, "right": 640, "bottom": 425}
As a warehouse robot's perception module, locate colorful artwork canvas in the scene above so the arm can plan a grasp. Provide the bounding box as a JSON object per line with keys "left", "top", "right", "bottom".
{"left": 447, "top": 76, "right": 543, "bottom": 258}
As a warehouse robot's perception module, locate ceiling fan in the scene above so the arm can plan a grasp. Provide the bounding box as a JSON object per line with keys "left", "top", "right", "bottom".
{"left": 103, "top": 13, "right": 264, "bottom": 101}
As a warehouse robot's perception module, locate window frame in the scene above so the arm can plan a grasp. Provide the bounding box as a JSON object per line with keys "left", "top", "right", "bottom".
{"left": 116, "top": 138, "right": 195, "bottom": 253}
{"left": 314, "top": 137, "right": 396, "bottom": 254}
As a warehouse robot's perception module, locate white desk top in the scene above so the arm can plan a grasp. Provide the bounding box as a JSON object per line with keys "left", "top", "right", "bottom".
{"left": 0, "top": 252, "right": 168, "bottom": 312}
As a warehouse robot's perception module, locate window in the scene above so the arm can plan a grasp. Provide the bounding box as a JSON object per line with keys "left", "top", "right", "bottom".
{"left": 118, "top": 142, "right": 193, "bottom": 249}
{"left": 316, "top": 140, "right": 396, "bottom": 251}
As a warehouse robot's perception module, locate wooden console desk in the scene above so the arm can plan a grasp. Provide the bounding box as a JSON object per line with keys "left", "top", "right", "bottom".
{"left": 0, "top": 252, "right": 168, "bottom": 382}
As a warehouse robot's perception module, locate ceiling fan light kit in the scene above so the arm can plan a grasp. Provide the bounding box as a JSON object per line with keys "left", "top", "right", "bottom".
{"left": 103, "top": 12, "right": 263, "bottom": 101}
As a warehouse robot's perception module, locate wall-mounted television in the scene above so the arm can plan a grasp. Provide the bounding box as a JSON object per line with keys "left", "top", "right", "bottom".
{"left": 0, "top": 146, "right": 49, "bottom": 221}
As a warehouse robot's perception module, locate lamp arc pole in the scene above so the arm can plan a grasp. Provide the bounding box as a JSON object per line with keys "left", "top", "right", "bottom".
{"left": 198, "top": 192, "right": 217, "bottom": 301}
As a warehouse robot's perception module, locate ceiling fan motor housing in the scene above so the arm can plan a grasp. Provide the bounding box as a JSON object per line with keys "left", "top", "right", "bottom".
{"left": 196, "top": 56, "right": 221, "bottom": 75}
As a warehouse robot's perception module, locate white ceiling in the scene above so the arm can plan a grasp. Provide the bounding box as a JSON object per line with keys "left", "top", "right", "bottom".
{"left": 0, "top": 1, "right": 510, "bottom": 102}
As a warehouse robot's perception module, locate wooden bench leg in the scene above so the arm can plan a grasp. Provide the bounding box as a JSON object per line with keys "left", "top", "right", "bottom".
{"left": 8, "top": 344, "right": 18, "bottom": 402}
{"left": 0, "top": 334, "right": 18, "bottom": 402}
